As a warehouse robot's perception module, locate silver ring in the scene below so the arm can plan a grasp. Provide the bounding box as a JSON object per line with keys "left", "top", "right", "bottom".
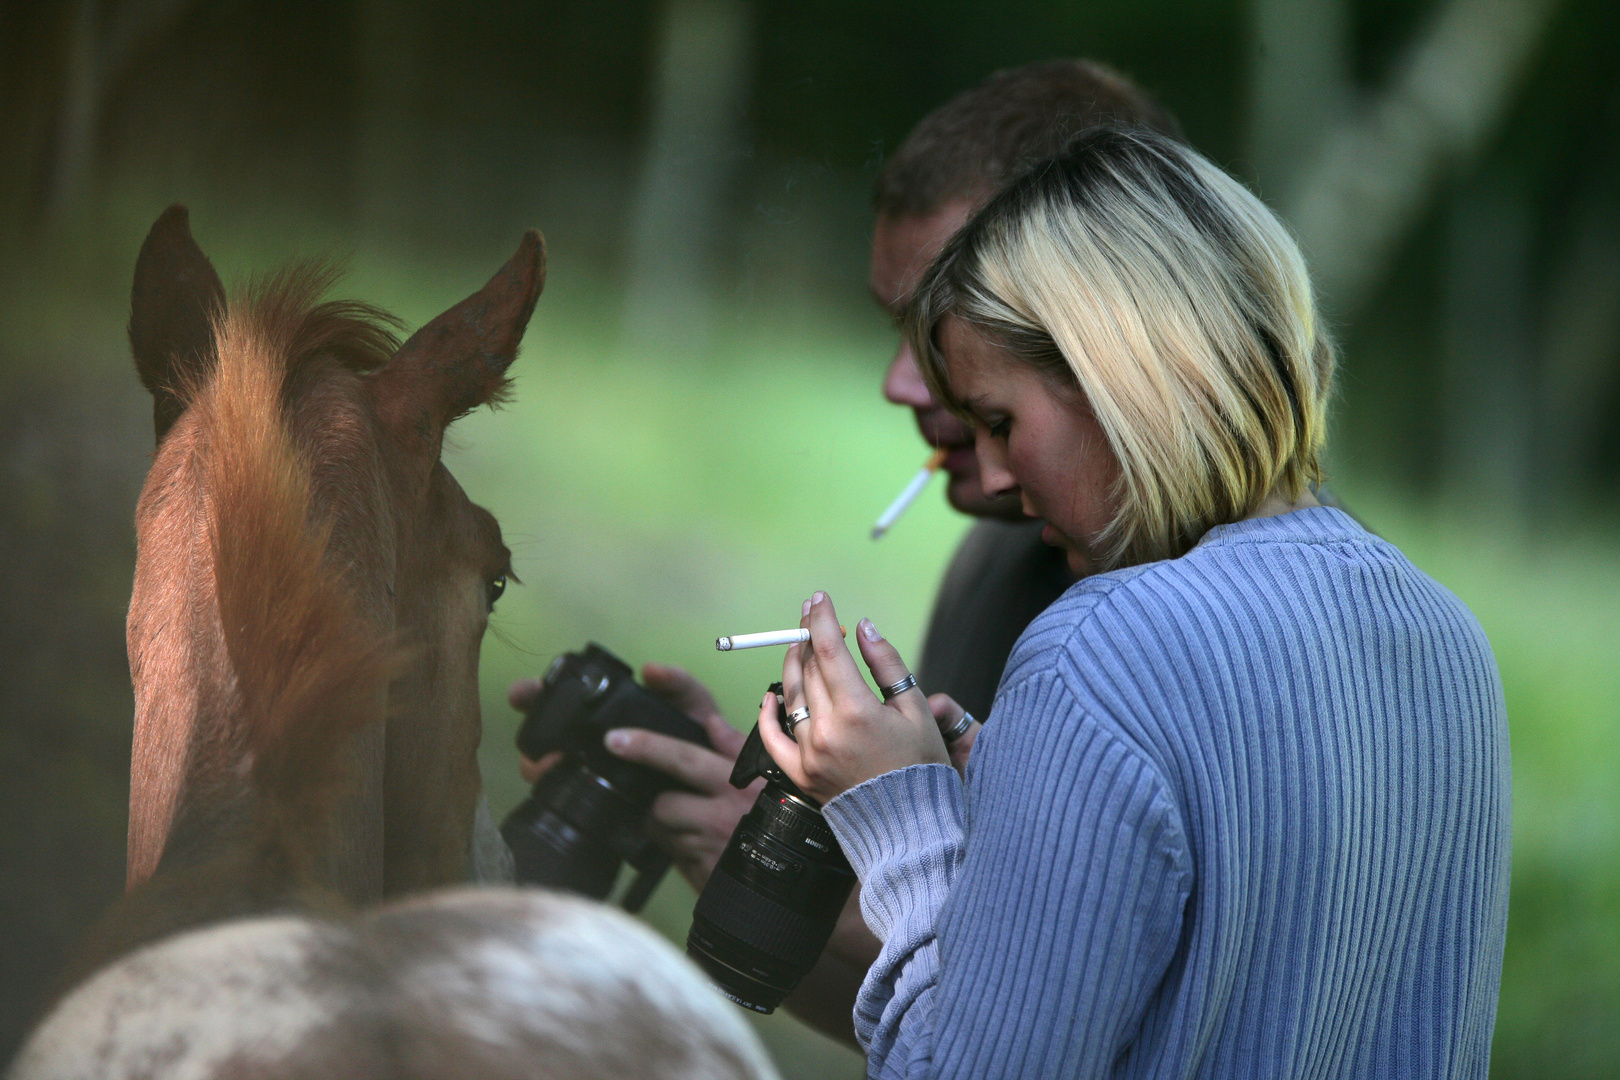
{"left": 941, "top": 711, "right": 975, "bottom": 744}
{"left": 880, "top": 673, "right": 918, "bottom": 700}
{"left": 784, "top": 706, "right": 810, "bottom": 740}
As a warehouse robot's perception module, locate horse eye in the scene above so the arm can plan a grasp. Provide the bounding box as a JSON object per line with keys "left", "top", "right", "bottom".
{"left": 487, "top": 574, "right": 507, "bottom": 607}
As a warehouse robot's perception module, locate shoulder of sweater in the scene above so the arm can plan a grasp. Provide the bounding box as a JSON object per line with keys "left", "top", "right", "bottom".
{"left": 995, "top": 564, "right": 1155, "bottom": 690}
{"left": 999, "top": 507, "right": 1398, "bottom": 691}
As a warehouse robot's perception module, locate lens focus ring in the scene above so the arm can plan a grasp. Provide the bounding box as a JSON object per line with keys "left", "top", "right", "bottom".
{"left": 759, "top": 796, "right": 838, "bottom": 853}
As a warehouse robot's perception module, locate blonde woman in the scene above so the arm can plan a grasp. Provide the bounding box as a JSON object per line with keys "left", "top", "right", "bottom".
{"left": 756, "top": 128, "right": 1509, "bottom": 1079}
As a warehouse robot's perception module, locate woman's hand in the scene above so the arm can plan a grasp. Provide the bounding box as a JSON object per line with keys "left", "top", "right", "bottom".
{"left": 758, "top": 591, "right": 949, "bottom": 805}
{"left": 928, "top": 693, "right": 981, "bottom": 778}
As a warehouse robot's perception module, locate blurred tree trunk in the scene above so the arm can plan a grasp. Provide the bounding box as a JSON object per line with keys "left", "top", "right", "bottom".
{"left": 354, "top": 0, "right": 431, "bottom": 253}
{"left": 37, "top": 0, "right": 195, "bottom": 231}
{"left": 1246, "top": 0, "right": 1351, "bottom": 204}
{"left": 1535, "top": 173, "right": 1620, "bottom": 514}
{"left": 621, "top": 0, "right": 754, "bottom": 359}
{"left": 1277, "top": 0, "right": 1561, "bottom": 314}
{"left": 1252, "top": 0, "right": 1565, "bottom": 525}
{"left": 1440, "top": 172, "right": 1535, "bottom": 521}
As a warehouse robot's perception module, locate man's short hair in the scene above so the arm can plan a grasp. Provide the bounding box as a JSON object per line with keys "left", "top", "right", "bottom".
{"left": 873, "top": 59, "right": 1184, "bottom": 220}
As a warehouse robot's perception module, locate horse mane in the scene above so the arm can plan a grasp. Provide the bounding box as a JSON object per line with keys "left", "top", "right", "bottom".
{"left": 200, "top": 263, "right": 399, "bottom": 816}
{"left": 56, "top": 266, "right": 405, "bottom": 995}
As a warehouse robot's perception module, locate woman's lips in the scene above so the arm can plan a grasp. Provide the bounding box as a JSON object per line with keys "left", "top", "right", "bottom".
{"left": 1040, "top": 522, "right": 1065, "bottom": 548}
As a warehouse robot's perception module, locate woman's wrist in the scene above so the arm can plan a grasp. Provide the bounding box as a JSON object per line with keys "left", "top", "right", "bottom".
{"left": 821, "top": 763, "right": 967, "bottom": 940}
{"left": 822, "top": 766, "right": 963, "bottom": 866}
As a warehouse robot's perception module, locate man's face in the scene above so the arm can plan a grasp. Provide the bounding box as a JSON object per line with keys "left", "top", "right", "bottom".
{"left": 870, "top": 202, "right": 1025, "bottom": 520}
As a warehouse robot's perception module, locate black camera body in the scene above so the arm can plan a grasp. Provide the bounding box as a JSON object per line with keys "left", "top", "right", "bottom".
{"left": 501, "top": 643, "right": 711, "bottom": 912}
{"left": 686, "top": 684, "right": 858, "bottom": 1013}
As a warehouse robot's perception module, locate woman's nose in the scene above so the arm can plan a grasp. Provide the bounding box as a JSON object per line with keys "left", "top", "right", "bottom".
{"left": 882, "top": 342, "right": 934, "bottom": 408}
{"left": 975, "top": 434, "right": 1017, "bottom": 498}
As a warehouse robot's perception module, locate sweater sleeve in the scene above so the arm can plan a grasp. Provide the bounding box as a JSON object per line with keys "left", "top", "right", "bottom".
{"left": 822, "top": 669, "right": 1193, "bottom": 1079}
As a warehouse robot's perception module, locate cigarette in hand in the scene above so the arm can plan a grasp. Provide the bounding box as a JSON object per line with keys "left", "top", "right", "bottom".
{"left": 871, "top": 448, "right": 948, "bottom": 539}
{"left": 716, "top": 625, "right": 847, "bottom": 651}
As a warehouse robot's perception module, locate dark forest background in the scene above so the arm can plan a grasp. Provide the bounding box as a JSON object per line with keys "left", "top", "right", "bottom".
{"left": 2, "top": 1, "right": 1618, "bottom": 1076}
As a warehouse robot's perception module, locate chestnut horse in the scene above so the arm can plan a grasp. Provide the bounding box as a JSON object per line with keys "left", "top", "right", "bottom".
{"left": 10, "top": 209, "right": 784, "bottom": 1080}
{"left": 107, "top": 205, "right": 539, "bottom": 958}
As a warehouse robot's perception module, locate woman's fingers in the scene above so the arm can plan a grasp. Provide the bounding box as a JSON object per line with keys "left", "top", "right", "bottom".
{"left": 927, "top": 693, "right": 979, "bottom": 739}
{"left": 769, "top": 592, "right": 953, "bottom": 804}
{"left": 756, "top": 688, "right": 813, "bottom": 792}
{"left": 796, "top": 639, "right": 837, "bottom": 741}
{"left": 804, "top": 593, "right": 871, "bottom": 711}
{"left": 854, "top": 617, "right": 929, "bottom": 722}
{"left": 928, "top": 692, "right": 981, "bottom": 775}
{"left": 782, "top": 641, "right": 808, "bottom": 726}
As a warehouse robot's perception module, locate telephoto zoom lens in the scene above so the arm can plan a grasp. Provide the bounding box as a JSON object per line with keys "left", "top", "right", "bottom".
{"left": 687, "top": 689, "right": 857, "bottom": 1013}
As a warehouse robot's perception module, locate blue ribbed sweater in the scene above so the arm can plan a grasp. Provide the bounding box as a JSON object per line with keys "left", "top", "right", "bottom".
{"left": 823, "top": 507, "right": 1510, "bottom": 1079}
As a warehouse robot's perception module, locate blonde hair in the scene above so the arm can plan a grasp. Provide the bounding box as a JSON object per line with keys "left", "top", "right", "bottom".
{"left": 910, "top": 127, "right": 1335, "bottom": 568}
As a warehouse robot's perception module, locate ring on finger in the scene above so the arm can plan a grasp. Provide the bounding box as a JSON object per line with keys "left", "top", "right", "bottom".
{"left": 941, "top": 711, "right": 975, "bottom": 743}
{"left": 880, "top": 673, "right": 918, "bottom": 701}
{"left": 784, "top": 705, "right": 811, "bottom": 741}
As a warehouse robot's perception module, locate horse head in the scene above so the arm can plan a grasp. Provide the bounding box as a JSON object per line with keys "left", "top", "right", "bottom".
{"left": 124, "top": 205, "right": 543, "bottom": 906}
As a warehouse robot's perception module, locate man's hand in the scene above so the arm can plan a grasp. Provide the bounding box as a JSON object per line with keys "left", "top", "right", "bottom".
{"left": 511, "top": 660, "right": 886, "bottom": 1049}
{"left": 509, "top": 678, "right": 564, "bottom": 782}
{"left": 604, "top": 663, "right": 758, "bottom": 892}
{"left": 512, "top": 663, "right": 758, "bottom": 894}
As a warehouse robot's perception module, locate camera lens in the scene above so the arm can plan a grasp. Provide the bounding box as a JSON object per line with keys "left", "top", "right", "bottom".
{"left": 502, "top": 763, "right": 642, "bottom": 899}
{"left": 687, "top": 787, "right": 856, "bottom": 1013}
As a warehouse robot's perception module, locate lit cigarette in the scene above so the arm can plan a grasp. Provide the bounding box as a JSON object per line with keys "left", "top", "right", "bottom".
{"left": 871, "top": 448, "right": 948, "bottom": 539}
{"left": 716, "top": 625, "right": 847, "bottom": 651}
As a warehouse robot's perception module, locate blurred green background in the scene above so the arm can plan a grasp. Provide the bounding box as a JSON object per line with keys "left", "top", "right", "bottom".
{"left": 2, "top": 1, "right": 1617, "bottom": 1076}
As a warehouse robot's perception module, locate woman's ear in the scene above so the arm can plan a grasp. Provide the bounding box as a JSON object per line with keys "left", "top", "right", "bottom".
{"left": 129, "top": 205, "right": 226, "bottom": 443}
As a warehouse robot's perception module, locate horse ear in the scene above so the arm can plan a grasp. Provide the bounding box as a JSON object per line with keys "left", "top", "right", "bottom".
{"left": 374, "top": 230, "right": 546, "bottom": 455}
{"left": 129, "top": 205, "right": 226, "bottom": 444}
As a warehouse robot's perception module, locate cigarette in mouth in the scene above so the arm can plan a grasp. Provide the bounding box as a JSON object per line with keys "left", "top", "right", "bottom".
{"left": 871, "top": 447, "right": 949, "bottom": 539}
{"left": 716, "top": 625, "right": 847, "bottom": 651}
